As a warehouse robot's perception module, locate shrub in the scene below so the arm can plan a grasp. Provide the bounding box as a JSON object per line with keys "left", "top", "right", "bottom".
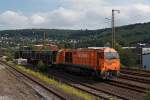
{"left": 5, "top": 56, "right": 13, "bottom": 61}
{"left": 144, "top": 91, "right": 150, "bottom": 100}
{"left": 116, "top": 43, "right": 138, "bottom": 67}
{"left": 37, "top": 60, "right": 47, "bottom": 72}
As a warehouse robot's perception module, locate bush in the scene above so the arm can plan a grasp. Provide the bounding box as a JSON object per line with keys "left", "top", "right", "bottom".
{"left": 144, "top": 91, "right": 150, "bottom": 100}
{"left": 37, "top": 60, "right": 47, "bottom": 72}
{"left": 116, "top": 43, "right": 138, "bottom": 67}
{"left": 5, "top": 56, "right": 13, "bottom": 61}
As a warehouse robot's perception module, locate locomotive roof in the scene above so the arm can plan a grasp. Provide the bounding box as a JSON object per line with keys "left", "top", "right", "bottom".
{"left": 88, "top": 47, "right": 108, "bottom": 49}
{"left": 63, "top": 47, "right": 117, "bottom": 53}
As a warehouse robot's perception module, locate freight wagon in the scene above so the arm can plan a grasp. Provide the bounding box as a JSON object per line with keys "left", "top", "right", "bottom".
{"left": 15, "top": 50, "right": 57, "bottom": 65}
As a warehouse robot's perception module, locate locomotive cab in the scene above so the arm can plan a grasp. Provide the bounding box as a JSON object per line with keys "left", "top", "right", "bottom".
{"left": 99, "top": 48, "right": 120, "bottom": 78}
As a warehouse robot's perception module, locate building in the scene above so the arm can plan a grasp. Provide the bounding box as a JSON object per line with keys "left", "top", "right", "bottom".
{"left": 122, "top": 46, "right": 150, "bottom": 71}
{"left": 142, "top": 48, "right": 150, "bottom": 71}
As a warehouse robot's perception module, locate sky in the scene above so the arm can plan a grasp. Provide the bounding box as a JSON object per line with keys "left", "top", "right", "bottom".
{"left": 0, "top": 0, "right": 150, "bottom": 30}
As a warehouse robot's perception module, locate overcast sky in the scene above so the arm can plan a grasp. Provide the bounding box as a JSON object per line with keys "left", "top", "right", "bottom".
{"left": 0, "top": 0, "right": 150, "bottom": 30}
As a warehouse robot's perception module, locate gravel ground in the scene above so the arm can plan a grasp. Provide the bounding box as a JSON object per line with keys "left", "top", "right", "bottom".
{"left": 0, "top": 64, "right": 58, "bottom": 100}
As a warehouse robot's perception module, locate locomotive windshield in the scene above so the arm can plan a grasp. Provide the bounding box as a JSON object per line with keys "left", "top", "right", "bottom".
{"left": 104, "top": 52, "right": 119, "bottom": 59}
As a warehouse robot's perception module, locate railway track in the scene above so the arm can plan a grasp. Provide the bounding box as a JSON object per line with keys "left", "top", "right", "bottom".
{"left": 121, "top": 68, "right": 150, "bottom": 77}
{"left": 107, "top": 79, "right": 148, "bottom": 93}
{"left": 120, "top": 68, "right": 150, "bottom": 85}
{"left": 122, "top": 68, "right": 150, "bottom": 73}
{"left": 0, "top": 61, "right": 123, "bottom": 100}
{"left": 47, "top": 69, "right": 145, "bottom": 100}
{"left": 1, "top": 61, "right": 147, "bottom": 100}
{"left": 120, "top": 73, "right": 150, "bottom": 84}
{"left": 0, "top": 61, "right": 74, "bottom": 100}
{"left": 47, "top": 69, "right": 125, "bottom": 100}
{"left": 3, "top": 67, "right": 54, "bottom": 100}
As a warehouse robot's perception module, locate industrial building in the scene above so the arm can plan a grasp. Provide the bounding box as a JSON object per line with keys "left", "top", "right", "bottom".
{"left": 123, "top": 46, "right": 150, "bottom": 71}
{"left": 142, "top": 48, "right": 150, "bottom": 71}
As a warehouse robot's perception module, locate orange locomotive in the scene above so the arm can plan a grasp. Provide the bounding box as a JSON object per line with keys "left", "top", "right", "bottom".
{"left": 56, "top": 47, "right": 120, "bottom": 78}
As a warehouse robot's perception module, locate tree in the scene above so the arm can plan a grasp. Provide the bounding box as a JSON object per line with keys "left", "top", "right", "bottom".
{"left": 115, "top": 43, "right": 137, "bottom": 67}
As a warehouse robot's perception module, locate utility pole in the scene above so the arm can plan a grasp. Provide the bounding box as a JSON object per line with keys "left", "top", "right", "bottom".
{"left": 112, "top": 9, "right": 120, "bottom": 49}
{"left": 32, "top": 31, "right": 34, "bottom": 44}
{"left": 43, "top": 32, "right": 46, "bottom": 49}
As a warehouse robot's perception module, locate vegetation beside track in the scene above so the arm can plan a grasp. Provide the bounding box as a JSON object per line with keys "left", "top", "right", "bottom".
{"left": 144, "top": 91, "right": 150, "bottom": 100}
{"left": 8, "top": 62, "right": 99, "bottom": 100}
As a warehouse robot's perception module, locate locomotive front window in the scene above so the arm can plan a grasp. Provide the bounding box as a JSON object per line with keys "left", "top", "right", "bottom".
{"left": 104, "top": 52, "right": 119, "bottom": 59}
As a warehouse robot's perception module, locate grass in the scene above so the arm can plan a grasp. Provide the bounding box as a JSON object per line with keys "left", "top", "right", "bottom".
{"left": 8, "top": 63, "right": 100, "bottom": 100}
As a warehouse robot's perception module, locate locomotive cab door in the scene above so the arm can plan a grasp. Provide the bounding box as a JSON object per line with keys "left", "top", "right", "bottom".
{"left": 65, "top": 52, "right": 73, "bottom": 63}
{"left": 97, "top": 52, "right": 104, "bottom": 70}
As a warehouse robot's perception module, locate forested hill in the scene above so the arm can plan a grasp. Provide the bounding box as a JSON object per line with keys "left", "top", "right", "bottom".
{"left": 1, "top": 22, "right": 150, "bottom": 46}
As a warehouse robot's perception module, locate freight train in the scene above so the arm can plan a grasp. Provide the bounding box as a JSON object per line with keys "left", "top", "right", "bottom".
{"left": 15, "top": 45, "right": 120, "bottom": 78}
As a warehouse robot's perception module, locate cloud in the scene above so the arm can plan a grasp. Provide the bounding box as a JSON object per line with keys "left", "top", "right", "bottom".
{"left": 0, "top": 0, "right": 150, "bottom": 30}
{"left": 31, "top": 14, "right": 46, "bottom": 25}
{"left": 117, "top": 4, "right": 150, "bottom": 25}
{"left": 0, "top": 11, "right": 29, "bottom": 29}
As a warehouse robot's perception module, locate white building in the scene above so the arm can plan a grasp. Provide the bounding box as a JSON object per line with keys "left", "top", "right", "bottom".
{"left": 16, "top": 58, "right": 27, "bottom": 65}
{"left": 142, "top": 48, "right": 150, "bottom": 71}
